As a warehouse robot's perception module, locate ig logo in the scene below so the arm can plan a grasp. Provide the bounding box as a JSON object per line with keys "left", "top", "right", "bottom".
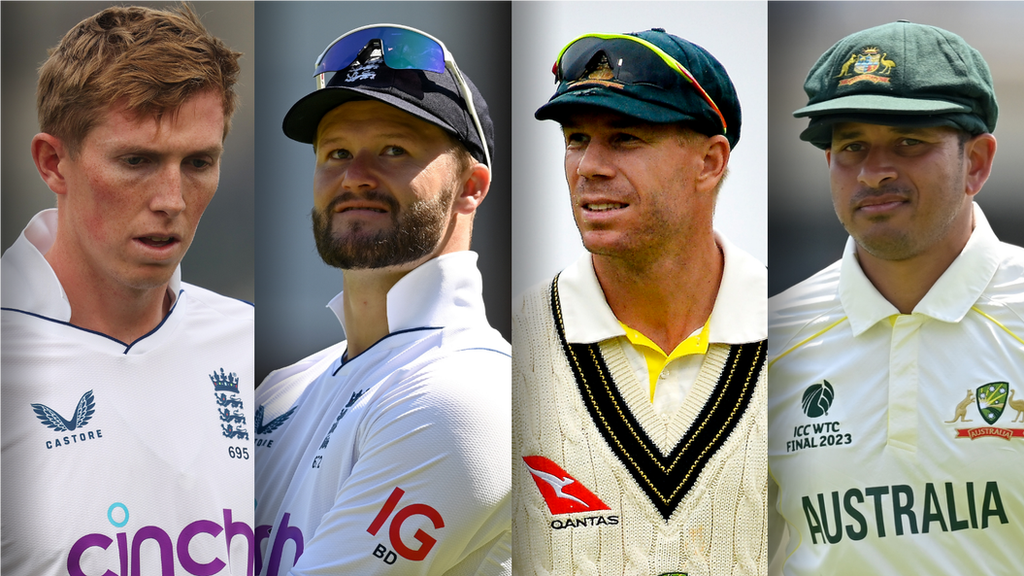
{"left": 366, "top": 487, "right": 445, "bottom": 564}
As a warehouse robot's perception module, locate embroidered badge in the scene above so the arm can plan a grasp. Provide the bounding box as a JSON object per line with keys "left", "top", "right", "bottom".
{"left": 835, "top": 47, "right": 895, "bottom": 86}
{"left": 317, "top": 389, "right": 365, "bottom": 451}
{"left": 33, "top": 390, "right": 106, "bottom": 449}
{"left": 568, "top": 53, "right": 623, "bottom": 89}
{"left": 948, "top": 383, "right": 1024, "bottom": 440}
{"left": 255, "top": 405, "right": 296, "bottom": 435}
{"left": 212, "top": 368, "right": 248, "bottom": 440}
{"left": 786, "top": 380, "right": 853, "bottom": 454}
{"left": 801, "top": 380, "right": 835, "bottom": 418}
{"left": 33, "top": 390, "right": 96, "bottom": 432}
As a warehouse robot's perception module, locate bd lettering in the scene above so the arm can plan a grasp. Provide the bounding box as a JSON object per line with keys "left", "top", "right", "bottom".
{"left": 372, "top": 544, "right": 398, "bottom": 565}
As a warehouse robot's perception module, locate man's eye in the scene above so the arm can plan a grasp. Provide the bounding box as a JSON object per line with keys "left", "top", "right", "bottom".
{"left": 564, "top": 133, "right": 587, "bottom": 146}
{"left": 124, "top": 156, "right": 146, "bottom": 166}
{"left": 899, "top": 138, "right": 922, "bottom": 147}
{"left": 189, "top": 159, "right": 211, "bottom": 169}
{"left": 841, "top": 143, "right": 864, "bottom": 153}
{"left": 383, "top": 146, "right": 406, "bottom": 157}
{"left": 328, "top": 149, "right": 350, "bottom": 160}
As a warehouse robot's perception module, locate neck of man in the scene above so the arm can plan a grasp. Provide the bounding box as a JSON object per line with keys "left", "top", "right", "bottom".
{"left": 339, "top": 267, "right": 408, "bottom": 359}
{"left": 44, "top": 243, "right": 173, "bottom": 345}
{"left": 592, "top": 231, "right": 723, "bottom": 354}
{"left": 338, "top": 217, "right": 470, "bottom": 359}
{"left": 855, "top": 209, "right": 975, "bottom": 315}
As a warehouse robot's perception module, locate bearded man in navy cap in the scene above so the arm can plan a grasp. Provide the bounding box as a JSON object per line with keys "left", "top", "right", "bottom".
{"left": 768, "top": 21, "right": 1023, "bottom": 575}
{"left": 512, "top": 28, "right": 767, "bottom": 575}
{"left": 253, "top": 25, "right": 510, "bottom": 576}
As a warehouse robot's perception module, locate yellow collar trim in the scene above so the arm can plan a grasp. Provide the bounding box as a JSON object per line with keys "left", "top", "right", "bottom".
{"left": 618, "top": 318, "right": 711, "bottom": 401}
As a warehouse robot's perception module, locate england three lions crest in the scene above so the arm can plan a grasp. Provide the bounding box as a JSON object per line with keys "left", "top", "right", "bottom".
{"left": 211, "top": 368, "right": 248, "bottom": 440}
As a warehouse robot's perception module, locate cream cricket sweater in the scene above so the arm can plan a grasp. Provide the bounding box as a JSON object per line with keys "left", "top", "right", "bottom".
{"left": 512, "top": 272, "right": 767, "bottom": 576}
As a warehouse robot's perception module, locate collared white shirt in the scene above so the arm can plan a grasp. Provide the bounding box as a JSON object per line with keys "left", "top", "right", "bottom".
{"left": 768, "top": 204, "right": 1024, "bottom": 575}
{"left": 254, "top": 251, "right": 511, "bottom": 576}
{"left": 2, "top": 209, "right": 254, "bottom": 576}
{"left": 557, "top": 233, "right": 767, "bottom": 414}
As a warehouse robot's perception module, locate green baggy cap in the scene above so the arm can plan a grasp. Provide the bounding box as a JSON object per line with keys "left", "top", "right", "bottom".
{"left": 794, "top": 20, "right": 997, "bottom": 149}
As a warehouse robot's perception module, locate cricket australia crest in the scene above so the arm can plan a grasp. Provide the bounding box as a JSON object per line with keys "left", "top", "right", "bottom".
{"left": 947, "top": 382, "right": 1024, "bottom": 440}
{"left": 976, "top": 382, "right": 1008, "bottom": 425}
{"left": 835, "top": 47, "right": 895, "bottom": 86}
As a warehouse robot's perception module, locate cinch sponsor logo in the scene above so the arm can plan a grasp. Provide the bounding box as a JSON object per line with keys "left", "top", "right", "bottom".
{"left": 33, "top": 390, "right": 106, "bottom": 449}
{"left": 366, "top": 486, "right": 445, "bottom": 565}
{"left": 68, "top": 504, "right": 253, "bottom": 576}
{"left": 801, "top": 481, "right": 1008, "bottom": 545}
{"left": 255, "top": 513, "right": 304, "bottom": 576}
{"left": 522, "top": 456, "right": 620, "bottom": 530}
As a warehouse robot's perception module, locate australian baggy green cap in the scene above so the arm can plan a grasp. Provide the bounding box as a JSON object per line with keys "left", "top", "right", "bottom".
{"left": 795, "top": 20, "right": 997, "bottom": 148}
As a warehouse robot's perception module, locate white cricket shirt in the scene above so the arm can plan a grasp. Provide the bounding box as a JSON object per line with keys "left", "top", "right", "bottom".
{"left": 768, "top": 205, "right": 1024, "bottom": 574}
{"left": 254, "top": 251, "right": 511, "bottom": 576}
{"left": 1, "top": 209, "right": 255, "bottom": 576}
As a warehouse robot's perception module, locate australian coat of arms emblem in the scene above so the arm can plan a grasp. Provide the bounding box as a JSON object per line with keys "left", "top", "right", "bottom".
{"left": 835, "top": 47, "right": 895, "bottom": 86}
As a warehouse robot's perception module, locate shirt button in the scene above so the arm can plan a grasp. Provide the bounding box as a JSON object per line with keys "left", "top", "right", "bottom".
{"left": 660, "top": 371, "right": 670, "bottom": 379}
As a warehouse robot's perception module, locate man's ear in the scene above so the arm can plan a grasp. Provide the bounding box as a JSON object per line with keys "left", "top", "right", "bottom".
{"left": 695, "top": 134, "right": 730, "bottom": 194}
{"left": 453, "top": 162, "right": 491, "bottom": 215}
{"left": 964, "top": 133, "right": 997, "bottom": 198}
{"left": 31, "top": 133, "right": 70, "bottom": 195}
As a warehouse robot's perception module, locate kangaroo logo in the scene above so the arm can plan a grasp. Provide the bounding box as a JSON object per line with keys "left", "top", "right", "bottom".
{"left": 32, "top": 390, "right": 97, "bottom": 432}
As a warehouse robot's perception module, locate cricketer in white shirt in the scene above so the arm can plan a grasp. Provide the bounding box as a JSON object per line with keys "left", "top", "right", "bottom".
{"left": 254, "top": 251, "right": 511, "bottom": 576}
{"left": 768, "top": 204, "right": 1024, "bottom": 574}
{"left": 1, "top": 209, "right": 256, "bottom": 576}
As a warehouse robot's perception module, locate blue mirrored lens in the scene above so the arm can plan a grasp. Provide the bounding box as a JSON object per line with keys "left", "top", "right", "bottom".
{"left": 315, "top": 27, "right": 445, "bottom": 76}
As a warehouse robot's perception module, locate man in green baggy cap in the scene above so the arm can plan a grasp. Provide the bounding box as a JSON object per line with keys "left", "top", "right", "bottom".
{"left": 767, "top": 21, "right": 1024, "bottom": 575}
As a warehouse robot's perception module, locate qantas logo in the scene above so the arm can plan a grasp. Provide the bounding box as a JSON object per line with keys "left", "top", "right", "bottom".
{"left": 522, "top": 456, "right": 609, "bottom": 514}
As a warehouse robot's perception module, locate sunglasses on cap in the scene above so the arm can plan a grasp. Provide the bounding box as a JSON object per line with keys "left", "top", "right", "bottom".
{"left": 313, "top": 23, "right": 491, "bottom": 168}
{"left": 554, "top": 33, "right": 727, "bottom": 135}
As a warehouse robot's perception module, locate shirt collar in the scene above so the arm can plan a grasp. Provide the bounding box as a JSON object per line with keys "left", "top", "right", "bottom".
{"left": 840, "top": 202, "right": 1001, "bottom": 336}
{"left": 557, "top": 233, "right": 767, "bottom": 345}
{"left": 327, "top": 251, "right": 490, "bottom": 333}
{"left": 1, "top": 209, "right": 181, "bottom": 320}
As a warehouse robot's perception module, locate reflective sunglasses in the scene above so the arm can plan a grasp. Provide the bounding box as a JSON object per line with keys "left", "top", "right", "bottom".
{"left": 555, "top": 33, "right": 727, "bottom": 135}
{"left": 313, "top": 24, "right": 491, "bottom": 168}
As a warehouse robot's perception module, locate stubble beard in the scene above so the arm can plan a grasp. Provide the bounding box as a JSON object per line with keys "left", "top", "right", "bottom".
{"left": 846, "top": 175, "right": 965, "bottom": 262}
{"left": 312, "top": 186, "right": 456, "bottom": 270}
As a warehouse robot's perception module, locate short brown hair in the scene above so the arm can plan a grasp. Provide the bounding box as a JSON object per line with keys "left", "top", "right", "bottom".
{"left": 36, "top": 3, "right": 242, "bottom": 155}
